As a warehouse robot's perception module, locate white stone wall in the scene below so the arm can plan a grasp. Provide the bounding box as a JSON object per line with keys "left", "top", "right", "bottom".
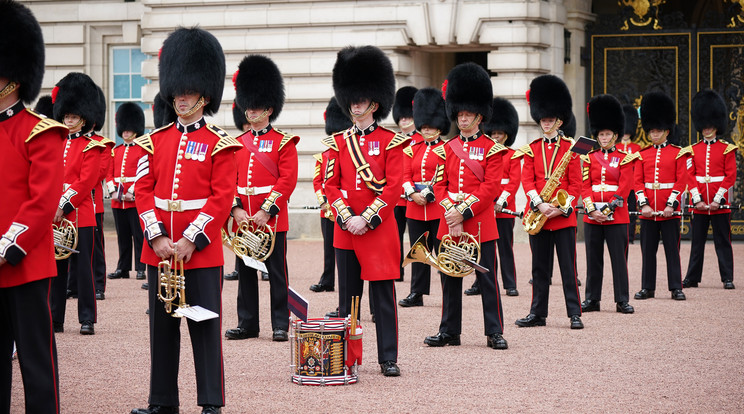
{"left": 25, "top": 0, "right": 595, "bottom": 240}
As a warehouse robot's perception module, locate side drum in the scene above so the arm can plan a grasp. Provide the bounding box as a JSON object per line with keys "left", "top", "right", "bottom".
{"left": 290, "top": 317, "right": 358, "bottom": 386}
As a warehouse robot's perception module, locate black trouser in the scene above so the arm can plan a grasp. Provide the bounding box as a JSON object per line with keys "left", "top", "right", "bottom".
{"left": 394, "top": 205, "right": 407, "bottom": 279}
{"left": 51, "top": 226, "right": 97, "bottom": 324}
{"left": 336, "top": 248, "right": 398, "bottom": 363}
{"left": 627, "top": 190, "right": 637, "bottom": 242}
{"left": 439, "top": 240, "right": 504, "bottom": 336}
{"left": 113, "top": 207, "right": 145, "bottom": 273}
{"left": 495, "top": 218, "right": 517, "bottom": 290}
{"left": 318, "top": 217, "right": 335, "bottom": 288}
{"left": 640, "top": 219, "right": 682, "bottom": 291}
{"left": 147, "top": 265, "right": 224, "bottom": 408}
{"left": 93, "top": 212, "right": 106, "bottom": 292}
{"left": 0, "top": 278, "right": 60, "bottom": 414}
{"left": 685, "top": 213, "right": 734, "bottom": 283}
{"left": 528, "top": 227, "right": 581, "bottom": 317}
{"left": 235, "top": 231, "right": 289, "bottom": 332}
{"left": 584, "top": 222, "right": 630, "bottom": 303}
{"left": 406, "top": 218, "right": 440, "bottom": 295}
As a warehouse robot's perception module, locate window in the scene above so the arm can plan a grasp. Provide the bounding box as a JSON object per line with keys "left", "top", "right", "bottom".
{"left": 110, "top": 47, "right": 150, "bottom": 144}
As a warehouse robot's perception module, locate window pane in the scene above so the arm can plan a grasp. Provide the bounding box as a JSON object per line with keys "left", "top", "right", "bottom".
{"left": 113, "top": 75, "right": 130, "bottom": 99}
{"left": 131, "top": 49, "right": 147, "bottom": 74}
{"left": 131, "top": 75, "right": 148, "bottom": 99}
{"left": 113, "top": 49, "right": 130, "bottom": 74}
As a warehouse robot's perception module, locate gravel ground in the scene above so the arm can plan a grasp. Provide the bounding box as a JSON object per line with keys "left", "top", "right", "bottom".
{"left": 11, "top": 231, "right": 744, "bottom": 413}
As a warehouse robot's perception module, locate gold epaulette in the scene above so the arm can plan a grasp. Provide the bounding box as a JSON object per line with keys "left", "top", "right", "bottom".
{"left": 98, "top": 136, "right": 116, "bottom": 148}
{"left": 403, "top": 146, "right": 413, "bottom": 157}
{"left": 724, "top": 142, "right": 738, "bottom": 154}
{"left": 620, "top": 152, "right": 640, "bottom": 165}
{"left": 83, "top": 137, "right": 107, "bottom": 152}
{"left": 616, "top": 148, "right": 628, "bottom": 155}
{"left": 312, "top": 152, "right": 323, "bottom": 163}
{"left": 134, "top": 134, "right": 154, "bottom": 155}
{"left": 25, "top": 115, "right": 67, "bottom": 143}
{"left": 486, "top": 142, "right": 506, "bottom": 158}
{"left": 582, "top": 164, "right": 590, "bottom": 181}
{"left": 206, "top": 124, "right": 241, "bottom": 155}
{"left": 275, "top": 128, "right": 300, "bottom": 150}
{"left": 676, "top": 145, "right": 693, "bottom": 159}
{"left": 513, "top": 143, "right": 533, "bottom": 159}
{"left": 433, "top": 145, "right": 446, "bottom": 160}
{"left": 580, "top": 154, "right": 591, "bottom": 164}
{"left": 386, "top": 132, "right": 410, "bottom": 150}
{"left": 321, "top": 134, "right": 339, "bottom": 151}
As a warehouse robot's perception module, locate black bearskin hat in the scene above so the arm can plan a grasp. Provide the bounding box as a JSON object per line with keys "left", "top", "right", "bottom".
{"left": 393, "top": 86, "right": 417, "bottom": 124}
{"left": 444, "top": 62, "right": 493, "bottom": 123}
{"left": 52, "top": 72, "right": 100, "bottom": 128}
{"left": 116, "top": 102, "right": 145, "bottom": 137}
{"left": 587, "top": 94, "right": 625, "bottom": 138}
{"left": 332, "top": 45, "right": 395, "bottom": 122}
{"left": 92, "top": 86, "right": 106, "bottom": 132}
{"left": 234, "top": 55, "right": 284, "bottom": 123}
{"left": 562, "top": 112, "right": 576, "bottom": 138}
{"left": 413, "top": 87, "right": 451, "bottom": 136}
{"left": 232, "top": 101, "right": 248, "bottom": 132}
{"left": 691, "top": 89, "right": 727, "bottom": 135}
{"left": 159, "top": 27, "right": 225, "bottom": 116}
{"left": 0, "top": 0, "right": 45, "bottom": 104}
{"left": 152, "top": 92, "right": 176, "bottom": 128}
{"left": 640, "top": 91, "right": 675, "bottom": 133}
{"left": 622, "top": 104, "right": 639, "bottom": 140}
{"left": 34, "top": 95, "right": 54, "bottom": 118}
{"left": 528, "top": 74, "right": 572, "bottom": 124}
{"left": 482, "top": 97, "right": 519, "bottom": 147}
{"left": 324, "top": 97, "right": 352, "bottom": 135}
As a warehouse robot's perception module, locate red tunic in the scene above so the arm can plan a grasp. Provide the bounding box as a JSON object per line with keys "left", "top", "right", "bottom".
{"left": 312, "top": 150, "right": 333, "bottom": 220}
{"left": 687, "top": 139, "right": 737, "bottom": 216}
{"left": 580, "top": 148, "right": 637, "bottom": 225}
{"left": 520, "top": 136, "right": 581, "bottom": 231}
{"left": 634, "top": 142, "right": 691, "bottom": 222}
{"left": 617, "top": 141, "right": 642, "bottom": 155}
{"left": 234, "top": 126, "right": 299, "bottom": 233}
{"left": 403, "top": 137, "right": 446, "bottom": 222}
{"left": 0, "top": 104, "right": 67, "bottom": 288}
{"left": 433, "top": 132, "right": 505, "bottom": 242}
{"left": 134, "top": 120, "right": 241, "bottom": 269}
{"left": 495, "top": 147, "right": 522, "bottom": 219}
{"left": 324, "top": 124, "right": 410, "bottom": 281}
{"left": 59, "top": 131, "right": 105, "bottom": 228}
{"left": 106, "top": 142, "right": 144, "bottom": 210}
{"left": 89, "top": 133, "right": 115, "bottom": 214}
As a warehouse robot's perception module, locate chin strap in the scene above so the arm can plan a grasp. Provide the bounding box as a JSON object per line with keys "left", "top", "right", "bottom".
{"left": 543, "top": 118, "right": 563, "bottom": 136}
{"left": 461, "top": 114, "right": 482, "bottom": 132}
{"left": 0, "top": 81, "right": 18, "bottom": 100}
{"left": 422, "top": 129, "right": 441, "bottom": 141}
{"left": 173, "top": 96, "right": 206, "bottom": 118}
{"left": 350, "top": 102, "right": 378, "bottom": 119}
{"left": 245, "top": 108, "right": 270, "bottom": 124}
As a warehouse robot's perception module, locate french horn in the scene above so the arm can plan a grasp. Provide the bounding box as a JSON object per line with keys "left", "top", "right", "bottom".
{"left": 157, "top": 252, "right": 189, "bottom": 316}
{"left": 221, "top": 217, "right": 275, "bottom": 262}
{"left": 402, "top": 230, "right": 486, "bottom": 278}
{"left": 53, "top": 217, "right": 78, "bottom": 260}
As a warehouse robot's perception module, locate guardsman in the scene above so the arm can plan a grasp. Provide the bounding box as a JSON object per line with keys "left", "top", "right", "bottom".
{"left": 515, "top": 75, "right": 585, "bottom": 330}
{"left": 49, "top": 72, "right": 106, "bottom": 335}
{"left": 310, "top": 97, "right": 352, "bottom": 293}
{"left": 392, "top": 86, "right": 418, "bottom": 282}
{"left": 399, "top": 87, "right": 449, "bottom": 307}
{"left": 0, "top": 1, "right": 66, "bottom": 411}
{"left": 131, "top": 27, "right": 240, "bottom": 414}
{"left": 580, "top": 94, "right": 636, "bottom": 315}
{"left": 617, "top": 104, "right": 642, "bottom": 243}
{"left": 424, "top": 62, "right": 509, "bottom": 349}
{"left": 33, "top": 94, "right": 54, "bottom": 117}
{"left": 106, "top": 102, "right": 146, "bottom": 282}
{"left": 633, "top": 91, "right": 691, "bottom": 301}
{"left": 324, "top": 45, "right": 407, "bottom": 376}
{"left": 223, "top": 102, "right": 250, "bottom": 282}
{"left": 683, "top": 89, "right": 737, "bottom": 290}
{"left": 224, "top": 55, "right": 299, "bottom": 342}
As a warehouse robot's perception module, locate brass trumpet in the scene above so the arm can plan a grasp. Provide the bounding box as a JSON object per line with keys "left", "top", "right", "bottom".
{"left": 402, "top": 230, "right": 486, "bottom": 278}
{"left": 157, "top": 252, "right": 189, "bottom": 316}
{"left": 53, "top": 216, "right": 78, "bottom": 260}
{"left": 222, "top": 217, "right": 275, "bottom": 262}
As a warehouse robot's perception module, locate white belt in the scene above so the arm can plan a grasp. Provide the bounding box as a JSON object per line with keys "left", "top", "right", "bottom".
{"left": 64, "top": 183, "right": 71, "bottom": 191}
{"left": 500, "top": 178, "right": 510, "bottom": 185}
{"left": 592, "top": 184, "right": 619, "bottom": 192}
{"left": 154, "top": 196, "right": 207, "bottom": 212}
{"left": 645, "top": 183, "right": 674, "bottom": 190}
{"left": 448, "top": 191, "right": 469, "bottom": 202}
{"left": 695, "top": 176, "right": 724, "bottom": 183}
{"left": 341, "top": 189, "right": 348, "bottom": 198}
{"left": 237, "top": 185, "right": 273, "bottom": 196}
{"left": 114, "top": 176, "right": 136, "bottom": 184}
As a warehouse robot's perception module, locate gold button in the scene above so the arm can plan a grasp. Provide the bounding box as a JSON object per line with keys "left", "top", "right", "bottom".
{"left": 172, "top": 193, "right": 178, "bottom": 199}
{"left": 174, "top": 178, "right": 179, "bottom": 183}
{"left": 178, "top": 156, "right": 183, "bottom": 160}
{"left": 173, "top": 184, "right": 179, "bottom": 189}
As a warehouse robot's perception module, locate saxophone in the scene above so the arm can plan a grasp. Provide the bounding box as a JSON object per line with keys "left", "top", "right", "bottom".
{"left": 522, "top": 139, "right": 575, "bottom": 235}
